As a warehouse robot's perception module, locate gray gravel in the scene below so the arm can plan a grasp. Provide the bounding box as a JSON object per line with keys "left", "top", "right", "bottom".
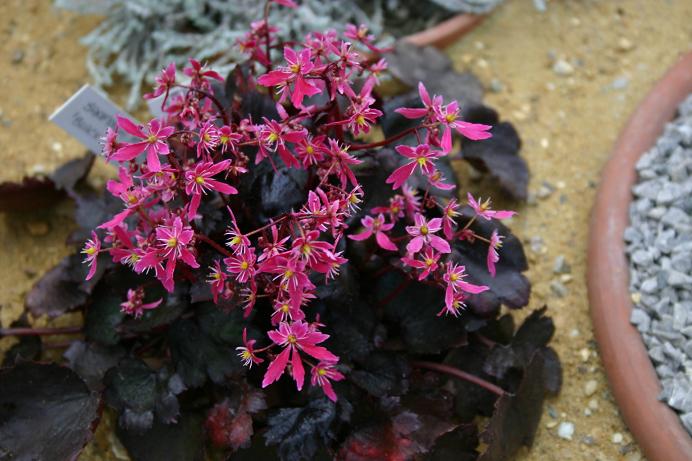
{"left": 625, "top": 93, "right": 692, "bottom": 435}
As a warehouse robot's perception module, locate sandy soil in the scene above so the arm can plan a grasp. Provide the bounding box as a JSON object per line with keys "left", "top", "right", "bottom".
{"left": 1, "top": 0, "right": 691, "bottom": 460}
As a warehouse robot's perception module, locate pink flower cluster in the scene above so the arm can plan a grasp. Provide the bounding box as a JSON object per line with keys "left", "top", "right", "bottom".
{"left": 83, "top": 4, "right": 510, "bottom": 403}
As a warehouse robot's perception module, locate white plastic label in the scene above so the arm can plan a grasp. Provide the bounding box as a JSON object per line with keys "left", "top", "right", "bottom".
{"left": 50, "top": 84, "right": 138, "bottom": 155}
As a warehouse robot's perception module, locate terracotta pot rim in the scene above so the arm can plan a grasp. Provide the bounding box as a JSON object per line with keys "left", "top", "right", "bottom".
{"left": 587, "top": 51, "right": 692, "bottom": 461}
{"left": 403, "top": 13, "right": 485, "bottom": 49}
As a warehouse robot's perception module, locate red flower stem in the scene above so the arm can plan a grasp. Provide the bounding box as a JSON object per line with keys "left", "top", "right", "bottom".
{"left": 196, "top": 233, "right": 232, "bottom": 257}
{"left": 348, "top": 123, "right": 435, "bottom": 151}
{"left": 412, "top": 361, "right": 506, "bottom": 397}
{"left": 377, "top": 277, "right": 413, "bottom": 308}
{"left": 176, "top": 85, "right": 230, "bottom": 125}
{"left": 0, "top": 326, "right": 82, "bottom": 337}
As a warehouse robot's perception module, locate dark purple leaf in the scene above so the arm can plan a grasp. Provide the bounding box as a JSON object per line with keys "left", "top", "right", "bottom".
{"left": 51, "top": 153, "right": 94, "bottom": 192}
{"left": 117, "top": 412, "right": 205, "bottom": 461}
{"left": 26, "top": 253, "right": 107, "bottom": 318}
{"left": 386, "top": 41, "right": 483, "bottom": 108}
{"left": 0, "top": 362, "right": 100, "bottom": 460}
{"left": 104, "top": 358, "right": 183, "bottom": 432}
{"left": 64, "top": 340, "right": 125, "bottom": 390}
{"left": 478, "top": 351, "right": 547, "bottom": 461}
{"left": 461, "top": 114, "right": 528, "bottom": 201}
{"left": 264, "top": 397, "right": 337, "bottom": 461}
{"left": 350, "top": 351, "right": 410, "bottom": 398}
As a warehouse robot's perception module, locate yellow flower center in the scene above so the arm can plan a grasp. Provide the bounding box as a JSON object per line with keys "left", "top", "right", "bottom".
{"left": 450, "top": 273, "right": 458, "bottom": 281}
{"left": 230, "top": 236, "right": 241, "bottom": 246}
{"left": 318, "top": 368, "right": 327, "bottom": 376}
{"left": 281, "top": 303, "right": 290, "bottom": 313}
{"left": 301, "top": 243, "right": 312, "bottom": 255}
{"left": 284, "top": 269, "right": 294, "bottom": 279}
{"left": 290, "top": 63, "right": 301, "bottom": 73}
{"left": 417, "top": 157, "right": 427, "bottom": 167}
{"left": 84, "top": 246, "right": 96, "bottom": 256}
{"left": 167, "top": 237, "right": 178, "bottom": 248}
{"left": 240, "top": 261, "right": 249, "bottom": 270}
{"left": 241, "top": 350, "right": 252, "bottom": 360}
{"left": 267, "top": 132, "right": 279, "bottom": 143}
{"left": 147, "top": 134, "right": 158, "bottom": 144}
{"left": 220, "top": 135, "right": 229, "bottom": 144}
{"left": 445, "top": 113, "right": 457, "bottom": 123}
{"left": 420, "top": 225, "right": 429, "bottom": 235}
{"left": 287, "top": 334, "right": 297, "bottom": 344}
{"left": 127, "top": 194, "right": 138, "bottom": 204}
{"left": 355, "top": 114, "right": 366, "bottom": 126}
{"left": 195, "top": 176, "right": 205, "bottom": 184}
{"left": 306, "top": 145, "right": 314, "bottom": 154}
{"left": 425, "top": 258, "right": 434, "bottom": 267}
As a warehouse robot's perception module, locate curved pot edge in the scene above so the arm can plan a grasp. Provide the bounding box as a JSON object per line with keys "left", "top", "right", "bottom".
{"left": 403, "top": 13, "right": 485, "bottom": 49}
{"left": 587, "top": 51, "right": 692, "bottom": 461}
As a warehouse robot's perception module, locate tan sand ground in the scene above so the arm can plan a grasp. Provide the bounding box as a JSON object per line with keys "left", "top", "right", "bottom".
{"left": 1, "top": 0, "right": 691, "bottom": 459}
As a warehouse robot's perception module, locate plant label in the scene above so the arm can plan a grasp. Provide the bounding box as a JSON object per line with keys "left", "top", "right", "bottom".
{"left": 50, "top": 84, "right": 139, "bottom": 156}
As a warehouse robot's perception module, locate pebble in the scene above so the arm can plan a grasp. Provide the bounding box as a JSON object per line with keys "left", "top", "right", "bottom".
{"left": 611, "top": 432, "right": 623, "bottom": 444}
{"left": 537, "top": 181, "right": 555, "bottom": 199}
{"left": 627, "top": 94, "right": 692, "bottom": 436}
{"left": 553, "top": 255, "right": 571, "bottom": 274}
{"left": 580, "top": 435, "right": 595, "bottom": 446}
{"left": 617, "top": 37, "right": 634, "bottom": 52}
{"left": 611, "top": 76, "right": 629, "bottom": 90}
{"left": 11, "top": 49, "right": 24, "bottom": 64}
{"left": 552, "top": 59, "right": 574, "bottom": 76}
{"left": 584, "top": 379, "right": 598, "bottom": 397}
{"left": 588, "top": 398, "right": 599, "bottom": 410}
{"left": 489, "top": 78, "right": 503, "bottom": 93}
{"left": 529, "top": 235, "right": 546, "bottom": 254}
{"left": 550, "top": 280, "right": 568, "bottom": 298}
{"left": 579, "top": 348, "right": 590, "bottom": 362}
{"left": 557, "top": 421, "right": 575, "bottom": 440}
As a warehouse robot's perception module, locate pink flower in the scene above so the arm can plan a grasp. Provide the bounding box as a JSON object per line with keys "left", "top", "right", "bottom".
{"left": 295, "top": 134, "right": 326, "bottom": 167}
{"left": 425, "top": 168, "right": 455, "bottom": 191}
{"left": 218, "top": 126, "right": 242, "bottom": 154}
{"left": 101, "top": 127, "right": 118, "bottom": 161}
{"left": 81, "top": 231, "right": 101, "bottom": 280}
{"left": 348, "top": 214, "right": 397, "bottom": 251}
{"left": 257, "top": 47, "right": 322, "bottom": 107}
{"left": 184, "top": 58, "right": 224, "bottom": 84}
{"left": 120, "top": 287, "right": 162, "bottom": 318}
{"left": 226, "top": 208, "right": 251, "bottom": 255}
{"left": 184, "top": 160, "right": 238, "bottom": 220}
{"left": 441, "top": 198, "right": 460, "bottom": 240}
{"left": 112, "top": 116, "right": 174, "bottom": 172}
{"left": 237, "top": 328, "right": 264, "bottom": 368}
{"left": 401, "top": 248, "right": 440, "bottom": 280}
{"left": 197, "top": 121, "right": 220, "bottom": 157}
{"left": 145, "top": 62, "right": 176, "bottom": 100}
{"left": 271, "top": 298, "right": 305, "bottom": 324}
{"left": 386, "top": 144, "right": 444, "bottom": 190}
{"left": 258, "top": 222, "right": 289, "bottom": 262}
{"left": 272, "top": 0, "right": 297, "bottom": 7}
{"left": 224, "top": 249, "right": 257, "bottom": 283}
{"left": 262, "top": 321, "right": 338, "bottom": 391}
{"left": 395, "top": 82, "right": 440, "bottom": 120}
{"left": 467, "top": 193, "right": 516, "bottom": 220}
{"left": 435, "top": 101, "right": 492, "bottom": 152}
{"left": 208, "top": 260, "right": 229, "bottom": 304}
{"left": 155, "top": 217, "right": 199, "bottom": 291}
{"left": 405, "top": 213, "right": 451, "bottom": 254}
{"left": 311, "top": 362, "right": 345, "bottom": 402}
{"left": 325, "top": 139, "right": 362, "bottom": 187}
{"left": 443, "top": 263, "right": 488, "bottom": 309}
{"left": 487, "top": 229, "right": 503, "bottom": 277}
{"left": 291, "top": 230, "right": 334, "bottom": 267}
{"left": 257, "top": 118, "right": 305, "bottom": 168}
{"left": 437, "top": 291, "right": 467, "bottom": 317}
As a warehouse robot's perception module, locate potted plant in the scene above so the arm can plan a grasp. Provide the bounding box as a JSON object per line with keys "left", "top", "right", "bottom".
{"left": 587, "top": 51, "right": 692, "bottom": 461}
{"left": 0, "top": 3, "right": 558, "bottom": 459}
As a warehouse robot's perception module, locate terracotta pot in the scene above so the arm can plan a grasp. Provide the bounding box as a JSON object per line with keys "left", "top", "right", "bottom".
{"left": 587, "top": 51, "right": 692, "bottom": 461}
{"left": 403, "top": 14, "right": 485, "bottom": 49}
